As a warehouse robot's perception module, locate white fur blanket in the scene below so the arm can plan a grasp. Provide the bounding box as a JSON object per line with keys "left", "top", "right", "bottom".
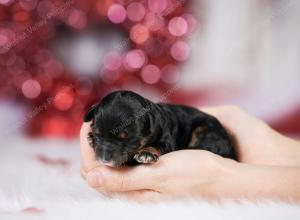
{"left": 1, "top": 137, "right": 299, "bottom": 220}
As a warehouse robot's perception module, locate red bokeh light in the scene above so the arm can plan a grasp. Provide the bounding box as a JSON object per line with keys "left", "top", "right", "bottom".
{"left": 21, "top": 79, "right": 41, "bottom": 99}
{"left": 54, "top": 89, "right": 75, "bottom": 111}
{"left": 141, "top": 64, "right": 161, "bottom": 84}
{"left": 107, "top": 4, "right": 127, "bottom": 24}
{"left": 127, "top": 2, "right": 145, "bottom": 22}
{"left": 130, "top": 24, "right": 149, "bottom": 44}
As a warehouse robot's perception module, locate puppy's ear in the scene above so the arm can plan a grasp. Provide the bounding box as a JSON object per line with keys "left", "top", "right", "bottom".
{"left": 141, "top": 110, "right": 156, "bottom": 136}
{"left": 83, "top": 103, "right": 99, "bottom": 122}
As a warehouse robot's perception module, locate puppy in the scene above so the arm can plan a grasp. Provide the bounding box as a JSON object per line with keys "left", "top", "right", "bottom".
{"left": 84, "top": 90, "right": 236, "bottom": 167}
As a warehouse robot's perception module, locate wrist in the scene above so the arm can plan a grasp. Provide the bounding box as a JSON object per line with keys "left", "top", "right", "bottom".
{"left": 205, "top": 158, "right": 240, "bottom": 199}
{"left": 210, "top": 161, "right": 300, "bottom": 201}
{"left": 273, "top": 133, "right": 300, "bottom": 166}
{"left": 208, "top": 159, "right": 264, "bottom": 200}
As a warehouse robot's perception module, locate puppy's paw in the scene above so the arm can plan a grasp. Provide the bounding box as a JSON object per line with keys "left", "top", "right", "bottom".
{"left": 134, "top": 151, "right": 159, "bottom": 164}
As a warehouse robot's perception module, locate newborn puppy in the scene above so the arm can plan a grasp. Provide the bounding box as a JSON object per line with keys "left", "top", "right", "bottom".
{"left": 84, "top": 90, "right": 236, "bottom": 167}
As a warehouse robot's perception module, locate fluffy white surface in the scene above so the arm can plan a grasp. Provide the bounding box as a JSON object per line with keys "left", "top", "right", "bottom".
{"left": 0, "top": 137, "right": 299, "bottom": 220}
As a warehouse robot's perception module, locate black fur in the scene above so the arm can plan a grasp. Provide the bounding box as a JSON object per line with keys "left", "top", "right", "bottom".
{"left": 84, "top": 90, "right": 236, "bottom": 167}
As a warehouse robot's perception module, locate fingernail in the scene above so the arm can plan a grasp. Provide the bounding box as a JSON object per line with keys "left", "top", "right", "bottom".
{"left": 87, "top": 171, "right": 102, "bottom": 187}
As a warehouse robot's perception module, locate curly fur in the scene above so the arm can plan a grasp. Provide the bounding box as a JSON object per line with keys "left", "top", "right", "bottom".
{"left": 84, "top": 90, "right": 236, "bottom": 166}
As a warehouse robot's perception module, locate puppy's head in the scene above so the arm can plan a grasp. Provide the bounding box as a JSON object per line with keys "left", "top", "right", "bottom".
{"left": 83, "top": 90, "right": 156, "bottom": 167}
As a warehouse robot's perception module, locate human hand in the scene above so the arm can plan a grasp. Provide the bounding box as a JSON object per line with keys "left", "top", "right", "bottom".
{"left": 82, "top": 149, "right": 236, "bottom": 201}
{"left": 201, "top": 105, "right": 300, "bottom": 166}
{"left": 80, "top": 105, "right": 300, "bottom": 178}
{"left": 80, "top": 105, "right": 300, "bottom": 201}
{"left": 79, "top": 120, "right": 237, "bottom": 201}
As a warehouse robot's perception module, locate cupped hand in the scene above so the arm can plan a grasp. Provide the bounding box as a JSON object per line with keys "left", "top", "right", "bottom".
{"left": 80, "top": 105, "right": 300, "bottom": 201}
{"left": 83, "top": 148, "right": 236, "bottom": 201}
{"left": 80, "top": 121, "right": 232, "bottom": 201}
{"left": 200, "top": 105, "right": 300, "bottom": 166}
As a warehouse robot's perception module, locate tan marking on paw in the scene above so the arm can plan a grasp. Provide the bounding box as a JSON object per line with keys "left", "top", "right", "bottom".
{"left": 188, "top": 126, "right": 205, "bottom": 148}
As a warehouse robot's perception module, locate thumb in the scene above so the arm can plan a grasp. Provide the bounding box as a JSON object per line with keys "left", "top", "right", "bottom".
{"left": 86, "top": 165, "right": 161, "bottom": 192}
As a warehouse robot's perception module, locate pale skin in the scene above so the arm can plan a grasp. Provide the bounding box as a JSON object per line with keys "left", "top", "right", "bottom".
{"left": 80, "top": 105, "right": 300, "bottom": 202}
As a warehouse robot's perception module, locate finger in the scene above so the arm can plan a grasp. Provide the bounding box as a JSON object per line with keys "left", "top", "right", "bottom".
{"left": 200, "top": 105, "right": 256, "bottom": 137}
{"left": 201, "top": 105, "right": 267, "bottom": 132}
{"left": 80, "top": 122, "right": 101, "bottom": 172}
{"left": 201, "top": 105, "right": 276, "bottom": 163}
{"left": 200, "top": 105, "right": 242, "bottom": 132}
{"left": 200, "top": 106, "right": 221, "bottom": 118}
{"left": 86, "top": 164, "right": 162, "bottom": 192}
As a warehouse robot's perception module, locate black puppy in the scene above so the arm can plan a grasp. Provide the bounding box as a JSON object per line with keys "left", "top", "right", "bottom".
{"left": 84, "top": 90, "right": 236, "bottom": 167}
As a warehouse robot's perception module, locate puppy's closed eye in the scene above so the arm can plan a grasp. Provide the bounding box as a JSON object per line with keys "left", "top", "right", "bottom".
{"left": 118, "top": 131, "right": 128, "bottom": 139}
{"left": 94, "top": 128, "right": 101, "bottom": 135}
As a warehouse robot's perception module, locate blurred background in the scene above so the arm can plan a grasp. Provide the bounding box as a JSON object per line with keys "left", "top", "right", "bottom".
{"left": 1, "top": 0, "right": 300, "bottom": 215}
{"left": 0, "top": 0, "right": 300, "bottom": 144}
